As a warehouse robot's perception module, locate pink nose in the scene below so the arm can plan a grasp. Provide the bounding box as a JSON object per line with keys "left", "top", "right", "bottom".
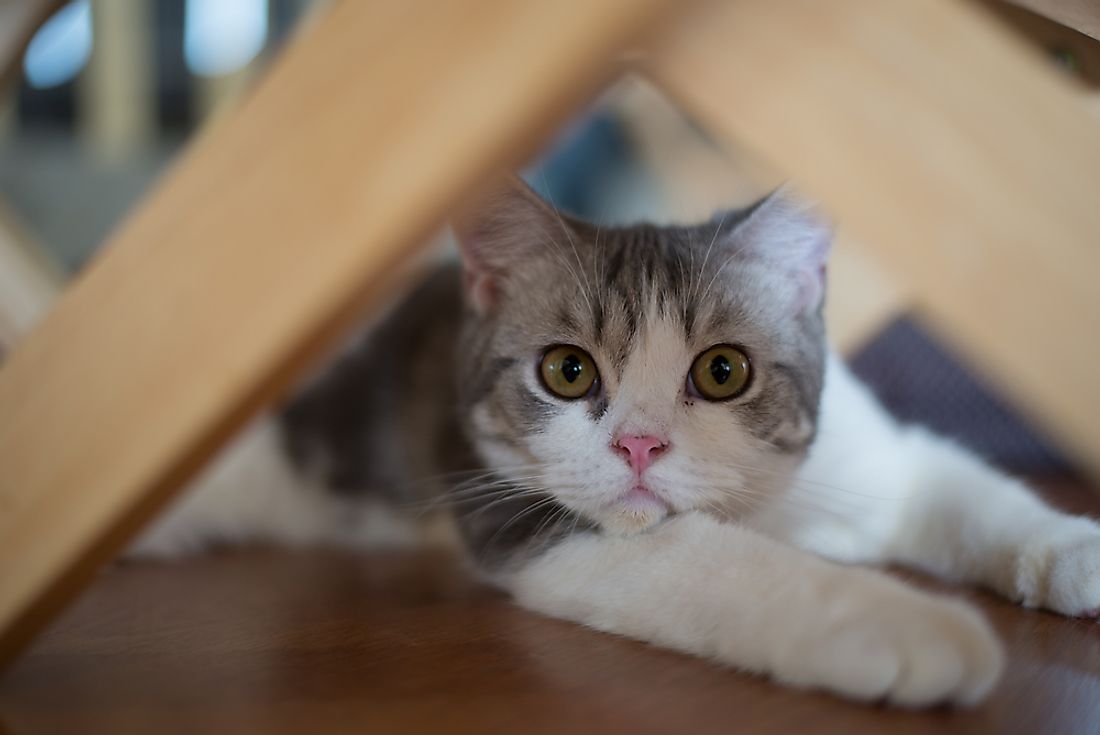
{"left": 613, "top": 435, "right": 669, "bottom": 476}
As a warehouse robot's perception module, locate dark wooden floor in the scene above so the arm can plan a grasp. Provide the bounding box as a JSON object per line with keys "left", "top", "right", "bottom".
{"left": 2, "top": 478, "right": 1100, "bottom": 735}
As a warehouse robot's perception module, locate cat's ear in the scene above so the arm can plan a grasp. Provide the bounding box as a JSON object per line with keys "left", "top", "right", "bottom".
{"left": 724, "top": 185, "right": 833, "bottom": 313}
{"left": 453, "top": 175, "right": 567, "bottom": 314}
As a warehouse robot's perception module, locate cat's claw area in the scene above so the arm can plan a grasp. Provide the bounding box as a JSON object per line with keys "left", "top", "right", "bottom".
{"left": 776, "top": 594, "right": 1004, "bottom": 707}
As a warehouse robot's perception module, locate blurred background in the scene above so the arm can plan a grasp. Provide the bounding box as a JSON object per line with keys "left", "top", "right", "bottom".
{"left": 1, "top": 0, "right": 1097, "bottom": 476}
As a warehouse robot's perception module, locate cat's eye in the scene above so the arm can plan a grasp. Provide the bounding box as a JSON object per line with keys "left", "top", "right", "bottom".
{"left": 689, "top": 345, "right": 751, "bottom": 401}
{"left": 540, "top": 345, "right": 599, "bottom": 399}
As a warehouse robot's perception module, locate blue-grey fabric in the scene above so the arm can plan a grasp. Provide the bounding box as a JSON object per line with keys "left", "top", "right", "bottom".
{"left": 850, "top": 318, "right": 1071, "bottom": 474}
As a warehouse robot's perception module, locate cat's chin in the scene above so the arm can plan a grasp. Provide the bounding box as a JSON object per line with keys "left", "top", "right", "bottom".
{"left": 598, "top": 488, "right": 671, "bottom": 536}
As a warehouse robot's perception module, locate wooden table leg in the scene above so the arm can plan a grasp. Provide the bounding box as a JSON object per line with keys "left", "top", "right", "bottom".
{"left": 650, "top": 0, "right": 1100, "bottom": 480}
{"left": 0, "top": 0, "right": 676, "bottom": 668}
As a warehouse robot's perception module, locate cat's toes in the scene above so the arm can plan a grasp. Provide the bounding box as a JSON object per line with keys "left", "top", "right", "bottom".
{"left": 1020, "top": 530, "right": 1100, "bottom": 617}
{"left": 887, "top": 600, "right": 1004, "bottom": 707}
{"left": 1044, "top": 538, "right": 1100, "bottom": 616}
{"left": 782, "top": 592, "right": 1004, "bottom": 707}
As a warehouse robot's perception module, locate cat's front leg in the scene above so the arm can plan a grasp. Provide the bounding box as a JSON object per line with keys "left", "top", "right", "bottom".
{"left": 882, "top": 428, "right": 1100, "bottom": 618}
{"left": 781, "top": 354, "right": 1100, "bottom": 618}
{"left": 502, "top": 513, "right": 1003, "bottom": 707}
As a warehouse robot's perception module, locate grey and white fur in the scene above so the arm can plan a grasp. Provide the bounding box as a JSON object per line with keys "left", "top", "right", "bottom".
{"left": 132, "top": 177, "right": 1100, "bottom": 707}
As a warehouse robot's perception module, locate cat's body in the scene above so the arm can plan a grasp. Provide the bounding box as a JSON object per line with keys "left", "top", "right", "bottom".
{"left": 133, "top": 180, "right": 1100, "bottom": 707}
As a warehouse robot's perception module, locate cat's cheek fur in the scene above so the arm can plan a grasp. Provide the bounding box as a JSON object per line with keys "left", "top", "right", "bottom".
{"left": 466, "top": 379, "right": 669, "bottom": 535}
{"left": 664, "top": 407, "right": 797, "bottom": 516}
{"left": 506, "top": 513, "right": 1004, "bottom": 707}
{"left": 521, "top": 409, "right": 651, "bottom": 530}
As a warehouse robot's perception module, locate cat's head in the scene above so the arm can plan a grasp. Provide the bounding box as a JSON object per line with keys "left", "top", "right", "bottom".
{"left": 453, "top": 177, "right": 830, "bottom": 535}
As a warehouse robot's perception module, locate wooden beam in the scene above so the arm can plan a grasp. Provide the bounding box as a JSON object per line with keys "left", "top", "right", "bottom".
{"left": 0, "top": 199, "right": 62, "bottom": 350}
{"left": 612, "top": 78, "right": 909, "bottom": 354}
{"left": 1005, "top": 0, "right": 1100, "bottom": 42}
{"left": 650, "top": 0, "right": 1100, "bottom": 477}
{"left": 984, "top": 0, "right": 1100, "bottom": 88}
{"left": 0, "top": 0, "right": 675, "bottom": 667}
{"left": 826, "top": 244, "right": 910, "bottom": 355}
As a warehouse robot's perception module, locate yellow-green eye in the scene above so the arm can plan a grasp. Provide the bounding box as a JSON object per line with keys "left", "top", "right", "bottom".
{"left": 540, "top": 345, "right": 599, "bottom": 399}
{"left": 689, "top": 345, "right": 751, "bottom": 401}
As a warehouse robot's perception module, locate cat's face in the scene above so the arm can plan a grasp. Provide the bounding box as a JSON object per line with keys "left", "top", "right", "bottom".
{"left": 455, "top": 179, "right": 829, "bottom": 535}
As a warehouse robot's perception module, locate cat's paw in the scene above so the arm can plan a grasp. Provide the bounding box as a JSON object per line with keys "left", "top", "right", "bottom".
{"left": 774, "top": 584, "right": 1004, "bottom": 707}
{"left": 1017, "top": 525, "right": 1100, "bottom": 617}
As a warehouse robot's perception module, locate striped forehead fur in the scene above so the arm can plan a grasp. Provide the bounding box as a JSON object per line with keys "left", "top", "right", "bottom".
{"left": 457, "top": 192, "right": 828, "bottom": 459}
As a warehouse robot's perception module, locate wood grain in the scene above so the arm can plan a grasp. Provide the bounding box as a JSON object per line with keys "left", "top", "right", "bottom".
{"left": 650, "top": 0, "right": 1100, "bottom": 480}
{"left": 0, "top": 0, "right": 676, "bottom": 668}
{"left": 2, "top": 481, "right": 1097, "bottom": 735}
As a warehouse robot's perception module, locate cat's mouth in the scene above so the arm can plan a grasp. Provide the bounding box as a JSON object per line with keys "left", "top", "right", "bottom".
{"left": 596, "top": 484, "right": 672, "bottom": 536}
{"left": 622, "top": 485, "right": 670, "bottom": 512}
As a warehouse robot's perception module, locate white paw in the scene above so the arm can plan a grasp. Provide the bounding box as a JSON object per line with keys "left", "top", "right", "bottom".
{"left": 1019, "top": 527, "right": 1100, "bottom": 617}
{"left": 774, "top": 582, "right": 1004, "bottom": 707}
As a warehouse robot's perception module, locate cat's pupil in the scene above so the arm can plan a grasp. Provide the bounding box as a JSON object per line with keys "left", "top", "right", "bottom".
{"left": 561, "top": 354, "right": 582, "bottom": 383}
{"left": 710, "top": 355, "right": 732, "bottom": 385}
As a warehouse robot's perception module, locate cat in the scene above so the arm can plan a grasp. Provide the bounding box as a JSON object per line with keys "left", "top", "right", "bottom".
{"left": 130, "top": 176, "right": 1100, "bottom": 708}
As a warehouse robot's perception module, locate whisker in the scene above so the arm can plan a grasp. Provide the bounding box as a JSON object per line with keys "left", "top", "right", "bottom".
{"left": 461, "top": 485, "right": 553, "bottom": 522}
{"left": 700, "top": 483, "right": 848, "bottom": 521}
{"left": 478, "top": 495, "right": 563, "bottom": 561}
{"left": 535, "top": 176, "right": 597, "bottom": 320}
{"left": 403, "top": 475, "right": 552, "bottom": 516}
{"left": 447, "top": 473, "right": 552, "bottom": 495}
{"left": 697, "top": 241, "right": 748, "bottom": 307}
{"left": 707, "top": 455, "right": 908, "bottom": 501}
{"left": 692, "top": 210, "right": 729, "bottom": 304}
{"left": 531, "top": 228, "right": 596, "bottom": 320}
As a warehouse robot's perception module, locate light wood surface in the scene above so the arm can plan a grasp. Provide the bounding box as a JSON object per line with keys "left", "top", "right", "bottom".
{"left": 0, "top": 0, "right": 676, "bottom": 668}
{"left": 650, "top": 0, "right": 1100, "bottom": 479}
{"left": 826, "top": 244, "right": 911, "bottom": 354}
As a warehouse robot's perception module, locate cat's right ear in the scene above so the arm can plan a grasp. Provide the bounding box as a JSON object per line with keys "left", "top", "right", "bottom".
{"left": 452, "top": 175, "right": 563, "bottom": 314}
{"left": 723, "top": 185, "right": 834, "bottom": 314}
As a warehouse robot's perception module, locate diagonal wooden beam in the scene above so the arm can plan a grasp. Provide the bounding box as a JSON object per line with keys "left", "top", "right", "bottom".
{"left": 0, "top": 0, "right": 676, "bottom": 667}
{"left": 0, "top": 198, "right": 62, "bottom": 349}
{"left": 1005, "top": 0, "right": 1100, "bottom": 42}
{"left": 650, "top": 0, "right": 1100, "bottom": 480}
{"left": 983, "top": 0, "right": 1100, "bottom": 89}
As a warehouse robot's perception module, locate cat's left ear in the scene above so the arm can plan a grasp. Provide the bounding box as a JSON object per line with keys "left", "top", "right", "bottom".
{"left": 452, "top": 175, "right": 567, "bottom": 315}
{"left": 725, "top": 186, "right": 833, "bottom": 313}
